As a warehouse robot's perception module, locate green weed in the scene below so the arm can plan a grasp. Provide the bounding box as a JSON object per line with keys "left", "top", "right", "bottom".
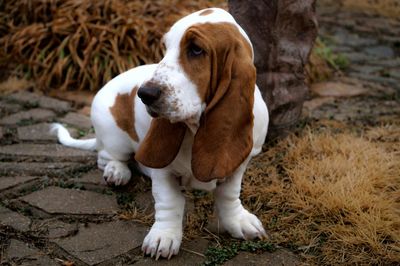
{"left": 315, "top": 39, "right": 349, "bottom": 71}
{"left": 203, "top": 241, "right": 275, "bottom": 266}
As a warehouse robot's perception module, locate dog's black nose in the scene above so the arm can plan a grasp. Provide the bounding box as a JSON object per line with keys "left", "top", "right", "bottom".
{"left": 137, "top": 86, "right": 161, "bottom": 105}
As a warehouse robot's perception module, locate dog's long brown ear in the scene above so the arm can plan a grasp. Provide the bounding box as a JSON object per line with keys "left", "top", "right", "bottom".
{"left": 192, "top": 25, "right": 256, "bottom": 182}
{"left": 135, "top": 118, "right": 186, "bottom": 168}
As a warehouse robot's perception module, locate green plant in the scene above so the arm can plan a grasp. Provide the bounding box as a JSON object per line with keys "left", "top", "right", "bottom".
{"left": 314, "top": 38, "right": 349, "bottom": 71}
{"left": 203, "top": 241, "right": 275, "bottom": 266}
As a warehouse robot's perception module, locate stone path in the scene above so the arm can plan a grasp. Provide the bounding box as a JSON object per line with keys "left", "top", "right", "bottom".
{"left": 1, "top": 3, "right": 399, "bottom": 266}
{"left": 304, "top": 3, "right": 400, "bottom": 125}
{"left": 0, "top": 91, "right": 296, "bottom": 265}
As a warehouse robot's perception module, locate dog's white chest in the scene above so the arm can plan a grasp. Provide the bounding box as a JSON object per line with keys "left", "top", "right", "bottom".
{"left": 169, "top": 131, "right": 218, "bottom": 191}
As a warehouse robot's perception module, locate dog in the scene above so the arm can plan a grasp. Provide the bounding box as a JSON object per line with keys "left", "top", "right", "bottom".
{"left": 52, "top": 7, "right": 269, "bottom": 260}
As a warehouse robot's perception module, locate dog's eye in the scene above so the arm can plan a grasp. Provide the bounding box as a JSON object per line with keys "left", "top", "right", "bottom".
{"left": 188, "top": 43, "right": 204, "bottom": 57}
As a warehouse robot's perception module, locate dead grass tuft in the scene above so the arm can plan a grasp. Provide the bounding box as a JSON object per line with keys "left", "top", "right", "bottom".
{"left": 243, "top": 127, "right": 400, "bottom": 264}
{"left": 0, "top": 76, "right": 33, "bottom": 95}
{"left": 118, "top": 125, "right": 400, "bottom": 264}
{"left": 0, "top": 0, "right": 224, "bottom": 92}
{"left": 342, "top": 0, "right": 400, "bottom": 18}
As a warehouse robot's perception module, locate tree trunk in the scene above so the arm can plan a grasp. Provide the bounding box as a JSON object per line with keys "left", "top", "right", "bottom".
{"left": 228, "top": 0, "right": 318, "bottom": 139}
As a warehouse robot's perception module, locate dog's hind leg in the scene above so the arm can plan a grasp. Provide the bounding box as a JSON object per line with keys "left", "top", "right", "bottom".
{"left": 98, "top": 147, "right": 132, "bottom": 186}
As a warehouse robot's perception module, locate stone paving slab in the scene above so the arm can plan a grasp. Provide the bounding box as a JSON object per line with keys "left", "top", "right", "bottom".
{"left": 0, "top": 143, "right": 95, "bottom": 162}
{"left": 0, "top": 176, "right": 38, "bottom": 192}
{"left": 17, "top": 122, "right": 79, "bottom": 142}
{"left": 58, "top": 112, "right": 93, "bottom": 130}
{"left": 0, "top": 162, "right": 93, "bottom": 177}
{"left": 311, "top": 81, "right": 368, "bottom": 98}
{"left": 134, "top": 190, "right": 154, "bottom": 214}
{"left": 0, "top": 108, "right": 56, "bottom": 125}
{"left": 5, "top": 239, "right": 59, "bottom": 266}
{"left": 363, "top": 45, "right": 395, "bottom": 58}
{"left": 6, "top": 239, "right": 39, "bottom": 259}
{"left": 0, "top": 100, "right": 23, "bottom": 114}
{"left": 7, "top": 91, "right": 71, "bottom": 112}
{"left": 348, "top": 73, "right": 399, "bottom": 90}
{"left": 370, "top": 58, "right": 400, "bottom": 67}
{"left": 53, "top": 220, "right": 147, "bottom": 265}
{"left": 388, "top": 69, "right": 400, "bottom": 80}
{"left": 32, "top": 219, "right": 78, "bottom": 239}
{"left": 20, "top": 186, "right": 119, "bottom": 215}
{"left": 223, "top": 249, "right": 300, "bottom": 266}
{"left": 0, "top": 205, "right": 31, "bottom": 231}
{"left": 76, "top": 169, "right": 107, "bottom": 186}
{"left": 135, "top": 238, "right": 209, "bottom": 266}
{"left": 349, "top": 65, "right": 383, "bottom": 75}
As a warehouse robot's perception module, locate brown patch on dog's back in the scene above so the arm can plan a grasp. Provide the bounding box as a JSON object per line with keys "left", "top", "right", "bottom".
{"left": 199, "top": 9, "right": 214, "bottom": 16}
{"left": 110, "top": 87, "right": 139, "bottom": 141}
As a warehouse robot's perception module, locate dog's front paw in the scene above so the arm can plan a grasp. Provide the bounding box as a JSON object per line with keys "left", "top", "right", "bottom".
{"left": 221, "top": 209, "right": 267, "bottom": 240}
{"left": 103, "top": 161, "right": 131, "bottom": 186}
{"left": 142, "top": 224, "right": 182, "bottom": 260}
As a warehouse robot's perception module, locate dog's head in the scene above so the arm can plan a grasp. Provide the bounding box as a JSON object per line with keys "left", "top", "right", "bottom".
{"left": 135, "top": 8, "right": 256, "bottom": 182}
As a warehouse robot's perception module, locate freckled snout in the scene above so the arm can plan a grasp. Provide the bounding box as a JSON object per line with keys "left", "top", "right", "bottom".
{"left": 138, "top": 86, "right": 161, "bottom": 106}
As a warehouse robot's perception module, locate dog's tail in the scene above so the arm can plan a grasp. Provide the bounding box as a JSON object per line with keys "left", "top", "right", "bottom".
{"left": 50, "top": 123, "right": 97, "bottom": 151}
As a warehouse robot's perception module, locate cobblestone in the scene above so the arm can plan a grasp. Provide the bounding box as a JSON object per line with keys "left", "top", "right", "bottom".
{"left": 363, "top": 45, "right": 395, "bottom": 58}
{"left": 4, "top": 239, "right": 58, "bottom": 266}
{"left": 5, "top": 239, "right": 39, "bottom": 259}
{"left": 0, "top": 162, "right": 92, "bottom": 177}
{"left": 349, "top": 65, "right": 383, "bottom": 75}
{"left": 58, "top": 112, "right": 93, "bottom": 130}
{"left": 20, "top": 186, "right": 118, "bottom": 215}
{"left": 223, "top": 249, "right": 300, "bottom": 266}
{"left": 33, "top": 219, "right": 78, "bottom": 239}
{"left": 311, "top": 81, "right": 368, "bottom": 97}
{"left": 370, "top": 58, "right": 400, "bottom": 67}
{"left": 53, "top": 220, "right": 147, "bottom": 265}
{"left": 0, "top": 206, "right": 31, "bottom": 231}
{"left": 17, "top": 122, "right": 79, "bottom": 142}
{"left": 7, "top": 91, "right": 71, "bottom": 112}
{"left": 76, "top": 169, "right": 107, "bottom": 186}
{"left": 136, "top": 239, "right": 209, "bottom": 266}
{"left": 0, "top": 108, "right": 56, "bottom": 125}
{"left": 0, "top": 100, "right": 22, "bottom": 114}
{"left": 0, "top": 143, "right": 95, "bottom": 162}
{"left": 0, "top": 176, "right": 38, "bottom": 191}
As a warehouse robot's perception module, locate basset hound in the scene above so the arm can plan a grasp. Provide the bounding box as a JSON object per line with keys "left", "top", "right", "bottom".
{"left": 52, "top": 7, "right": 269, "bottom": 260}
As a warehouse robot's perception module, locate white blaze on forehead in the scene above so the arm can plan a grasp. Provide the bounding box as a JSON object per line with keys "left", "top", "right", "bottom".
{"left": 147, "top": 8, "right": 254, "bottom": 128}
{"left": 163, "top": 8, "right": 254, "bottom": 60}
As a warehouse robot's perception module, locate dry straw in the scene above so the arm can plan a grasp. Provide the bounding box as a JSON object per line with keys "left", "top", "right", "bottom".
{"left": 0, "top": 0, "right": 222, "bottom": 92}
{"left": 118, "top": 124, "right": 400, "bottom": 264}
{"left": 243, "top": 126, "right": 400, "bottom": 264}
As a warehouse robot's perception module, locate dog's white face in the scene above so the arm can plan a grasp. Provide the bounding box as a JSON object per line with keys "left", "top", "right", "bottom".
{"left": 137, "top": 8, "right": 253, "bottom": 131}
{"left": 143, "top": 56, "right": 203, "bottom": 128}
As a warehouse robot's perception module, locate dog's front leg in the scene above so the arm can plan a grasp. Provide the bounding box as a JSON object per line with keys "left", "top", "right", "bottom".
{"left": 142, "top": 169, "right": 184, "bottom": 260}
{"left": 214, "top": 160, "right": 267, "bottom": 240}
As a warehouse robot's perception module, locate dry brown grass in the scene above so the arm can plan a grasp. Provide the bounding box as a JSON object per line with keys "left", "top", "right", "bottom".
{"left": 119, "top": 123, "right": 400, "bottom": 264}
{"left": 342, "top": 0, "right": 400, "bottom": 18}
{"left": 122, "top": 123, "right": 400, "bottom": 264}
{"left": 0, "top": 76, "right": 33, "bottom": 95}
{"left": 0, "top": 0, "right": 224, "bottom": 92}
{"left": 243, "top": 125, "right": 400, "bottom": 264}
{"left": 306, "top": 43, "right": 334, "bottom": 84}
{"left": 1, "top": 0, "right": 333, "bottom": 94}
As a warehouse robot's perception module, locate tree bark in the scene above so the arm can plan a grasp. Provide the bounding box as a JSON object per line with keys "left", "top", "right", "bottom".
{"left": 228, "top": 0, "right": 318, "bottom": 139}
